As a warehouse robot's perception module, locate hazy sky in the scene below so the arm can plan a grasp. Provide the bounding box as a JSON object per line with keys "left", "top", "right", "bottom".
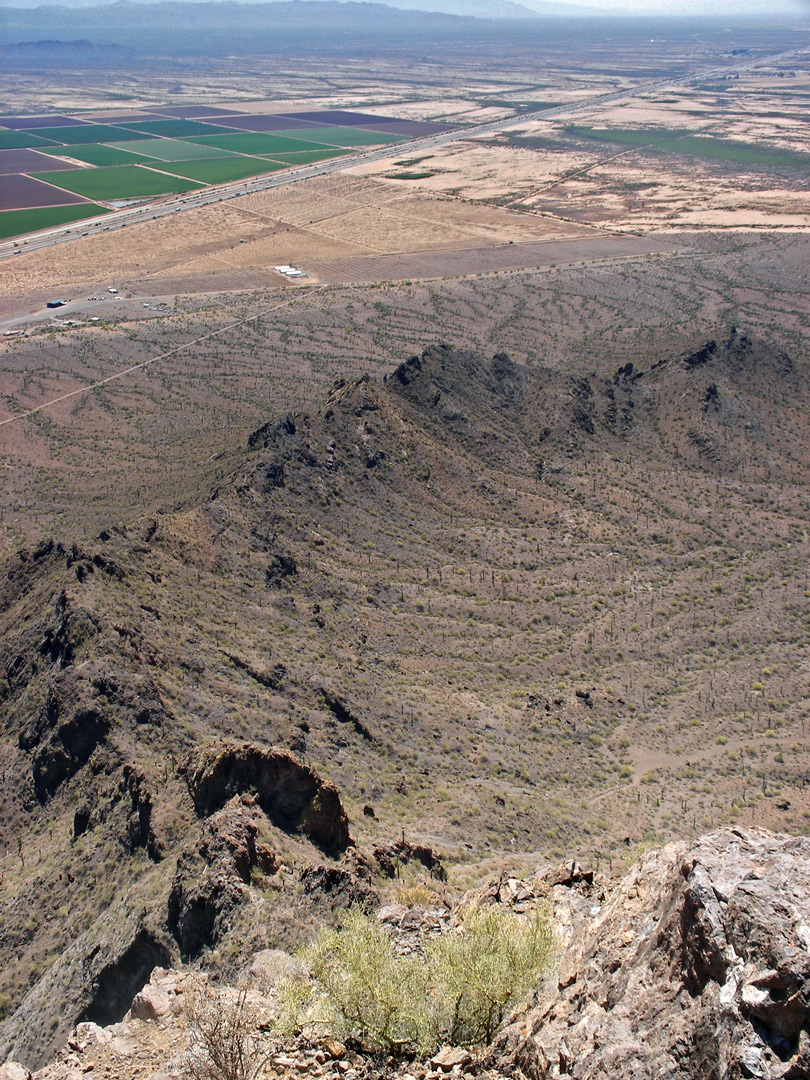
{"left": 542, "top": 0, "right": 806, "bottom": 9}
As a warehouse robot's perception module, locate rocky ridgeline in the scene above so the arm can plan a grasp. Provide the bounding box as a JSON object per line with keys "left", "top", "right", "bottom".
{"left": 9, "top": 828, "right": 809, "bottom": 1080}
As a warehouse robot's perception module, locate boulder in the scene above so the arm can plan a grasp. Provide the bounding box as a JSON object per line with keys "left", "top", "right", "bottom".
{"left": 128, "top": 968, "right": 195, "bottom": 1025}
{"left": 0, "top": 1063, "right": 30, "bottom": 1080}
{"left": 128, "top": 984, "right": 173, "bottom": 1025}
{"left": 430, "top": 1047, "right": 473, "bottom": 1072}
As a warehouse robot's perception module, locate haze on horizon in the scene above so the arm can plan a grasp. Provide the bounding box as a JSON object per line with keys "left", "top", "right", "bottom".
{"left": 539, "top": 0, "right": 806, "bottom": 10}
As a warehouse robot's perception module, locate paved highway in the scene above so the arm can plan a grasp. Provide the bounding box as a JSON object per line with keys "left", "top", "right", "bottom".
{"left": 0, "top": 46, "right": 801, "bottom": 262}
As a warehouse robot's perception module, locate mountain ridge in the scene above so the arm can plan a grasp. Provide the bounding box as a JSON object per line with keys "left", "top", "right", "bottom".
{"left": 1, "top": 334, "right": 810, "bottom": 1066}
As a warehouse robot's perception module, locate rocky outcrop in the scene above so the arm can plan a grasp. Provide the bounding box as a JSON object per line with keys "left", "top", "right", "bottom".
{"left": 488, "top": 827, "right": 810, "bottom": 1080}
{"left": 318, "top": 688, "right": 373, "bottom": 742}
{"left": 73, "top": 765, "right": 161, "bottom": 859}
{"left": 17, "top": 657, "right": 165, "bottom": 803}
{"left": 169, "top": 745, "right": 354, "bottom": 958}
{"left": 185, "top": 743, "right": 352, "bottom": 855}
{"left": 299, "top": 863, "right": 378, "bottom": 909}
{"left": 167, "top": 801, "right": 267, "bottom": 958}
{"left": 373, "top": 839, "right": 447, "bottom": 882}
{"left": 0, "top": 906, "right": 171, "bottom": 1072}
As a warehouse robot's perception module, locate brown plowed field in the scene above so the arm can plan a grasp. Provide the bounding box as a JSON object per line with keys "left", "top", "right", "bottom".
{"left": 0, "top": 149, "right": 75, "bottom": 174}
{"left": 0, "top": 174, "right": 88, "bottom": 210}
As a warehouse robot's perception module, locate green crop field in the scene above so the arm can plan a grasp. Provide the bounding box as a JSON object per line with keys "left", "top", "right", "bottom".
{"left": 107, "top": 138, "right": 239, "bottom": 161}
{"left": 0, "top": 203, "right": 109, "bottom": 241}
{"left": 32, "top": 125, "right": 146, "bottom": 145}
{"left": 187, "top": 132, "right": 332, "bottom": 155}
{"left": 153, "top": 156, "right": 285, "bottom": 184}
{"left": 32, "top": 165, "right": 203, "bottom": 199}
{"left": 45, "top": 144, "right": 162, "bottom": 166}
{"left": 566, "top": 126, "right": 810, "bottom": 170}
{"left": 117, "top": 119, "right": 238, "bottom": 138}
{"left": 262, "top": 148, "right": 354, "bottom": 165}
{"left": 281, "top": 126, "right": 404, "bottom": 147}
{"left": 0, "top": 129, "right": 56, "bottom": 150}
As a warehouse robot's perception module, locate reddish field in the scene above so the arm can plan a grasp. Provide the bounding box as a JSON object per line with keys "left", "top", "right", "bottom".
{"left": 155, "top": 105, "right": 242, "bottom": 118}
{"left": 363, "top": 119, "right": 451, "bottom": 135}
{"left": 0, "top": 114, "right": 86, "bottom": 129}
{"left": 0, "top": 149, "right": 75, "bottom": 174}
{"left": 210, "top": 114, "right": 321, "bottom": 132}
{"left": 0, "top": 174, "right": 87, "bottom": 210}
{"left": 89, "top": 113, "right": 169, "bottom": 124}
{"left": 286, "top": 109, "right": 401, "bottom": 125}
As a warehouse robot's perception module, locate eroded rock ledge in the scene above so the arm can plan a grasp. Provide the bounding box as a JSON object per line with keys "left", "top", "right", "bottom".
{"left": 184, "top": 742, "right": 352, "bottom": 855}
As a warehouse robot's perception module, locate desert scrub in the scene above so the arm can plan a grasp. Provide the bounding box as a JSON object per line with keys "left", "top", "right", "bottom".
{"left": 185, "top": 985, "right": 270, "bottom": 1080}
{"left": 277, "top": 905, "right": 555, "bottom": 1055}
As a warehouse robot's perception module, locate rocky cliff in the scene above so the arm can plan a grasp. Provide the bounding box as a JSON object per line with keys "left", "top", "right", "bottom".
{"left": 489, "top": 827, "right": 810, "bottom": 1080}
{"left": 3, "top": 336, "right": 810, "bottom": 1072}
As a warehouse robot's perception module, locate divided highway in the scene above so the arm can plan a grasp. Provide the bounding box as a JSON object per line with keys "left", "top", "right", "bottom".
{"left": 0, "top": 47, "right": 800, "bottom": 262}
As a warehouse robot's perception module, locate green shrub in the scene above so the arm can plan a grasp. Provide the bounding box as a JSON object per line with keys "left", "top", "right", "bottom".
{"left": 278, "top": 905, "right": 555, "bottom": 1055}
{"left": 427, "top": 905, "right": 554, "bottom": 1046}
{"left": 280, "top": 908, "right": 424, "bottom": 1052}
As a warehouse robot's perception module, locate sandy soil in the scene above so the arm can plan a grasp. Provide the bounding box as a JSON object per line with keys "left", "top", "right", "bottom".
{"left": 5, "top": 57, "right": 810, "bottom": 322}
{"left": 0, "top": 174, "right": 601, "bottom": 318}
{"left": 344, "top": 141, "right": 595, "bottom": 201}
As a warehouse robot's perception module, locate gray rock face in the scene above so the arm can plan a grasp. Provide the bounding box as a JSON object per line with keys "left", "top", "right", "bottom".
{"left": 489, "top": 828, "right": 810, "bottom": 1080}
{"left": 0, "top": 907, "right": 171, "bottom": 1071}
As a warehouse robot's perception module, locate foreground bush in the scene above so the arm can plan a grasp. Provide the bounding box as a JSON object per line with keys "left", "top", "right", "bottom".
{"left": 428, "top": 905, "right": 555, "bottom": 1045}
{"left": 185, "top": 985, "right": 270, "bottom": 1080}
{"left": 278, "top": 904, "right": 555, "bottom": 1055}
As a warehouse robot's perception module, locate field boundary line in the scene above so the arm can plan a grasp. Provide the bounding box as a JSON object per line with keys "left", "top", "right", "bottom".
{"left": 0, "top": 289, "right": 324, "bottom": 428}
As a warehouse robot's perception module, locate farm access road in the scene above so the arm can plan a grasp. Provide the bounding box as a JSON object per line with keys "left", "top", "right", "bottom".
{"left": 0, "top": 45, "right": 802, "bottom": 262}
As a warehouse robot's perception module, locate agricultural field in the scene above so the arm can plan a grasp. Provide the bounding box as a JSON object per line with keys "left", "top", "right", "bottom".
{"left": 0, "top": 129, "right": 58, "bottom": 149}
{"left": 0, "top": 148, "right": 75, "bottom": 173}
{"left": 218, "top": 114, "right": 327, "bottom": 132}
{"left": 265, "top": 148, "right": 355, "bottom": 164}
{"left": 186, "top": 131, "right": 339, "bottom": 154}
{"left": 0, "top": 105, "right": 443, "bottom": 240}
{"left": 31, "top": 164, "right": 203, "bottom": 199}
{"left": 0, "top": 203, "right": 110, "bottom": 241}
{"left": 563, "top": 126, "right": 810, "bottom": 171}
{"left": 47, "top": 144, "right": 163, "bottom": 166}
{"left": 106, "top": 138, "right": 237, "bottom": 161}
{"left": 32, "top": 124, "right": 147, "bottom": 144}
{"left": 115, "top": 118, "right": 238, "bottom": 138}
{"left": 1, "top": 173, "right": 88, "bottom": 209}
{"left": 153, "top": 156, "right": 286, "bottom": 183}
{"left": 284, "top": 126, "right": 410, "bottom": 146}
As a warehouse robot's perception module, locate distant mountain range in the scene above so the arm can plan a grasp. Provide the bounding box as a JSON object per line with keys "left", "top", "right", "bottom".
{"left": 1, "top": 0, "right": 801, "bottom": 19}
{"left": 373, "top": 0, "right": 611, "bottom": 18}
{"left": 0, "top": 0, "right": 676, "bottom": 16}
{"left": 0, "top": 0, "right": 656, "bottom": 60}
